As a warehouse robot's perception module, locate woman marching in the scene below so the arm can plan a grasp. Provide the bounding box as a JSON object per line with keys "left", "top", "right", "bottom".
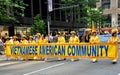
{"left": 108, "top": 28, "right": 119, "bottom": 64}
{"left": 69, "top": 31, "right": 80, "bottom": 61}
{"left": 89, "top": 30, "right": 100, "bottom": 63}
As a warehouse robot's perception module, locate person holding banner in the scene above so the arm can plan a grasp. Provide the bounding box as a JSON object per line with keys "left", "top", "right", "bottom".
{"left": 108, "top": 28, "right": 119, "bottom": 64}
{"left": 13, "top": 36, "right": 19, "bottom": 44}
{"left": 12, "top": 36, "right": 19, "bottom": 59}
{"left": 36, "top": 33, "right": 43, "bottom": 43}
{"left": 57, "top": 32, "right": 65, "bottom": 43}
{"left": 5, "top": 36, "right": 12, "bottom": 44}
{"left": 69, "top": 31, "right": 80, "bottom": 61}
{"left": 90, "top": 30, "right": 100, "bottom": 63}
{"left": 5, "top": 36, "right": 12, "bottom": 59}
{"left": 20, "top": 35, "right": 28, "bottom": 60}
{"left": 21, "top": 35, "right": 28, "bottom": 44}
{"left": 28, "top": 36, "right": 35, "bottom": 44}
{"left": 69, "top": 31, "right": 80, "bottom": 43}
{"left": 57, "top": 32, "right": 66, "bottom": 60}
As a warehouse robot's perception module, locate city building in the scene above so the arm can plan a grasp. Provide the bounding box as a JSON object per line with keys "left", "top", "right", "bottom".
{"left": 0, "top": 0, "right": 86, "bottom": 36}
{"left": 96, "top": 0, "right": 120, "bottom": 27}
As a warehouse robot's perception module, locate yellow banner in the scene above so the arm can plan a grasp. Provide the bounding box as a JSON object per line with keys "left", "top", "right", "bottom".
{"left": 5, "top": 43, "right": 118, "bottom": 60}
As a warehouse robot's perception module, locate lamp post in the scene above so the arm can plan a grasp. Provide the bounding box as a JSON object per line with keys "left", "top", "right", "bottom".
{"left": 99, "top": 11, "right": 102, "bottom": 32}
{"left": 47, "top": 0, "right": 53, "bottom": 34}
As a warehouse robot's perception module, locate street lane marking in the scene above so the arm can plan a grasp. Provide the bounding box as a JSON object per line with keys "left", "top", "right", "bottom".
{"left": 23, "top": 63, "right": 65, "bottom": 75}
{"left": 117, "top": 73, "right": 120, "bottom": 75}
{"left": 0, "top": 59, "right": 5, "bottom": 61}
{"left": 0, "top": 62, "right": 19, "bottom": 66}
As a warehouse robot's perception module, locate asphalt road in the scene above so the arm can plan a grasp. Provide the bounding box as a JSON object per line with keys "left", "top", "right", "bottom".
{"left": 0, "top": 54, "right": 120, "bottom": 75}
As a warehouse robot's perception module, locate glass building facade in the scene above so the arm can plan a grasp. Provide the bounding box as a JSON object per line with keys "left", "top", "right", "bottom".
{"left": 102, "top": 0, "right": 110, "bottom": 9}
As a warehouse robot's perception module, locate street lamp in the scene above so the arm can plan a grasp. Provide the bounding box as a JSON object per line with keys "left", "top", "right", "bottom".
{"left": 47, "top": 0, "right": 53, "bottom": 34}
{"left": 99, "top": 11, "right": 102, "bottom": 32}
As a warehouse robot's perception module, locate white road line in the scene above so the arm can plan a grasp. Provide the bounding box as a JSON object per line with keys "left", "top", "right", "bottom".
{"left": 117, "top": 73, "right": 120, "bottom": 75}
{"left": 0, "top": 59, "right": 5, "bottom": 61}
{"left": 0, "top": 62, "right": 19, "bottom": 66}
{"left": 23, "top": 63, "right": 65, "bottom": 75}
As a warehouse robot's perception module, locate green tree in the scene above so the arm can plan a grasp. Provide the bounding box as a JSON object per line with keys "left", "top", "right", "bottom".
{"left": 61, "top": 0, "right": 104, "bottom": 28}
{"left": 31, "top": 14, "right": 45, "bottom": 35}
{"left": 0, "top": 0, "right": 26, "bottom": 23}
{"left": 85, "top": 7, "right": 107, "bottom": 28}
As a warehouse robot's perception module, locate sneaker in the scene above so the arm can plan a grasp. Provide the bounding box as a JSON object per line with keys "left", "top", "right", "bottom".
{"left": 92, "top": 60, "right": 98, "bottom": 63}
{"left": 112, "top": 60, "right": 117, "bottom": 64}
{"left": 58, "top": 58, "right": 62, "bottom": 61}
{"left": 71, "top": 59, "right": 75, "bottom": 62}
{"left": 112, "top": 62, "right": 117, "bottom": 64}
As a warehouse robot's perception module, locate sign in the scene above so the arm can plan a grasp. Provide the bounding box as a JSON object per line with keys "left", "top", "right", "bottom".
{"left": 48, "top": 0, "right": 53, "bottom": 12}
{"left": 5, "top": 43, "right": 118, "bottom": 60}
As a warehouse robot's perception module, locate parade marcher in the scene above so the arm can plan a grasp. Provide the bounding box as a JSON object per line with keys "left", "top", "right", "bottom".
{"left": 13, "top": 36, "right": 19, "bottom": 44}
{"left": 36, "top": 33, "right": 43, "bottom": 43}
{"left": 12, "top": 36, "right": 19, "bottom": 59}
{"left": 21, "top": 35, "right": 28, "bottom": 44}
{"left": 108, "top": 28, "right": 119, "bottom": 64}
{"left": 57, "top": 32, "right": 66, "bottom": 60}
{"left": 5, "top": 36, "right": 12, "bottom": 59}
{"left": 20, "top": 35, "right": 28, "bottom": 60}
{"left": 43, "top": 34, "right": 49, "bottom": 61}
{"left": 28, "top": 36, "right": 35, "bottom": 44}
{"left": 43, "top": 34, "right": 48, "bottom": 43}
{"left": 10, "top": 37, "right": 13, "bottom": 44}
{"left": 5, "top": 36, "right": 12, "bottom": 44}
{"left": 85, "top": 31, "right": 91, "bottom": 42}
{"left": 69, "top": 31, "right": 80, "bottom": 43}
{"left": 48, "top": 33, "right": 53, "bottom": 43}
{"left": 69, "top": 31, "right": 80, "bottom": 61}
{"left": 65, "top": 32, "right": 70, "bottom": 43}
{"left": 57, "top": 32, "right": 65, "bottom": 43}
{"left": 89, "top": 30, "right": 100, "bottom": 63}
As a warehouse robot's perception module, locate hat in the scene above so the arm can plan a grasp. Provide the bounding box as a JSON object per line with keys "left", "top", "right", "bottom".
{"left": 70, "top": 31, "right": 76, "bottom": 34}
{"left": 104, "top": 31, "right": 109, "bottom": 34}
{"left": 92, "top": 29, "right": 98, "bottom": 33}
{"left": 13, "top": 36, "right": 18, "bottom": 39}
{"left": 29, "top": 36, "right": 33, "bottom": 39}
{"left": 37, "top": 33, "right": 41, "bottom": 36}
{"left": 85, "top": 28, "right": 91, "bottom": 32}
{"left": 5, "top": 36, "right": 9, "bottom": 39}
{"left": 58, "top": 32, "right": 63, "bottom": 35}
{"left": 111, "top": 28, "right": 118, "bottom": 34}
{"left": 22, "top": 35, "right": 26, "bottom": 38}
{"left": 58, "top": 32, "right": 61, "bottom": 34}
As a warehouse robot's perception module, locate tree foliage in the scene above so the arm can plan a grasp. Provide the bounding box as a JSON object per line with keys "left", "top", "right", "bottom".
{"left": 30, "top": 14, "right": 45, "bottom": 35}
{"left": 0, "top": 0, "right": 26, "bottom": 23}
{"left": 61, "top": 0, "right": 106, "bottom": 28}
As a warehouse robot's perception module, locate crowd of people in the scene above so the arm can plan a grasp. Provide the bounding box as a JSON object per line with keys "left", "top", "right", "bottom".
{"left": 0, "top": 28, "right": 119, "bottom": 45}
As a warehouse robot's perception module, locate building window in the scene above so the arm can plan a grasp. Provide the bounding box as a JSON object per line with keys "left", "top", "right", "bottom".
{"left": 102, "top": 0, "right": 110, "bottom": 9}
{"left": 118, "top": 14, "right": 120, "bottom": 26}
{"left": 24, "top": 0, "right": 31, "bottom": 17}
{"left": 118, "top": 0, "right": 120, "bottom": 8}
{"left": 105, "top": 14, "right": 111, "bottom": 27}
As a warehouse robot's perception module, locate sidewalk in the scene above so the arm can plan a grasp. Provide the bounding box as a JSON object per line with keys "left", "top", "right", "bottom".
{"left": 0, "top": 55, "right": 6, "bottom": 61}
